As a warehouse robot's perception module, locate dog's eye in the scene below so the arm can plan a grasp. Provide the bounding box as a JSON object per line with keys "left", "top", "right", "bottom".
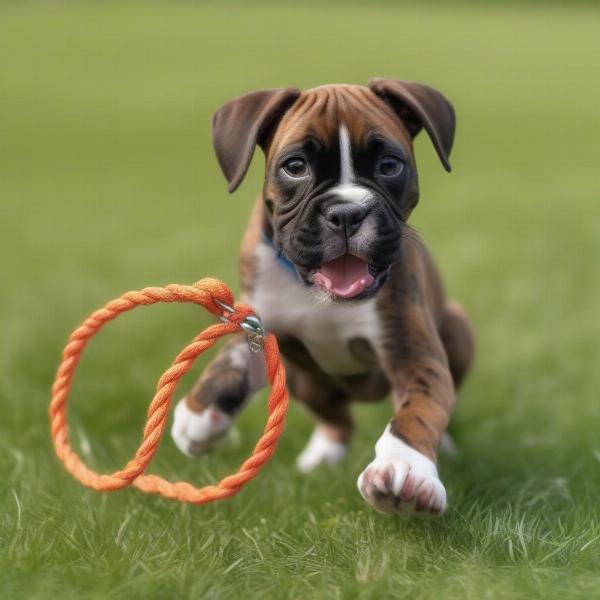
{"left": 377, "top": 155, "right": 404, "bottom": 177}
{"left": 282, "top": 158, "right": 309, "bottom": 178}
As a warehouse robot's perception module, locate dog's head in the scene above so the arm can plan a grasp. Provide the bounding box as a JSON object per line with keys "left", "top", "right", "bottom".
{"left": 212, "top": 79, "right": 455, "bottom": 301}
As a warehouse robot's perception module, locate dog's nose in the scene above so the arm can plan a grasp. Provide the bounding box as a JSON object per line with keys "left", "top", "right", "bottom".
{"left": 323, "top": 203, "right": 368, "bottom": 236}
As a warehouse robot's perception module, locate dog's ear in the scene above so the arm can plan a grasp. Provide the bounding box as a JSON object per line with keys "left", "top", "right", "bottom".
{"left": 212, "top": 87, "right": 301, "bottom": 192}
{"left": 368, "top": 78, "right": 455, "bottom": 172}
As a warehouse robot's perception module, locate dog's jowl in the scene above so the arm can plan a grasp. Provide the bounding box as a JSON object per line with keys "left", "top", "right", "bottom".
{"left": 171, "top": 80, "right": 475, "bottom": 516}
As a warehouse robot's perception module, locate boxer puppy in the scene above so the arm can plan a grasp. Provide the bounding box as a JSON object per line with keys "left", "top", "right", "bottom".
{"left": 171, "top": 79, "right": 475, "bottom": 515}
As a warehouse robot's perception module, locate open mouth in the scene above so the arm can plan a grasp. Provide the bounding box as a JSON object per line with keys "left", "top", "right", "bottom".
{"left": 312, "top": 254, "right": 377, "bottom": 299}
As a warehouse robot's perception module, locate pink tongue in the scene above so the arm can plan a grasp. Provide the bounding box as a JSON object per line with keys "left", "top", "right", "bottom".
{"left": 313, "top": 254, "right": 375, "bottom": 298}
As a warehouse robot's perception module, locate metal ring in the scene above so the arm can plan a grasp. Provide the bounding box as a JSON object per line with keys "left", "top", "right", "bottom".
{"left": 214, "top": 299, "right": 265, "bottom": 352}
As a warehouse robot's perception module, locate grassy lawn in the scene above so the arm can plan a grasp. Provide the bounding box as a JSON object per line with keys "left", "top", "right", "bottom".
{"left": 2, "top": 2, "right": 600, "bottom": 598}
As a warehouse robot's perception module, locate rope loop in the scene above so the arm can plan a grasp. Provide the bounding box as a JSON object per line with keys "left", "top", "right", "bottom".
{"left": 49, "top": 279, "right": 289, "bottom": 505}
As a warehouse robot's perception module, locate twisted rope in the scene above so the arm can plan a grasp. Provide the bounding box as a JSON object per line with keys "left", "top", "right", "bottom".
{"left": 49, "top": 278, "right": 289, "bottom": 505}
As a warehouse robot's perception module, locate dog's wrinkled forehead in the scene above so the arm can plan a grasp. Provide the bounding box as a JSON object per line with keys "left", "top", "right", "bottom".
{"left": 211, "top": 79, "right": 454, "bottom": 193}
{"left": 266, "top": 85, "right": 414, "bottom": 164}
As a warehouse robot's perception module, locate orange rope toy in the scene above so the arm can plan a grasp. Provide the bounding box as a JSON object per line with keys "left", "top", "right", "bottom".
{"left": 49, "top": 278, "right": 289, "bottom": 505}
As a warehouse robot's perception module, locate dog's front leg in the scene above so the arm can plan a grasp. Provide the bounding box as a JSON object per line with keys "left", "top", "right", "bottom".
{"left": 171, "top": 335, "right": 266, "bottom": 456}
{"left": 358, "top": 321, "right": 455, "bottom": 516}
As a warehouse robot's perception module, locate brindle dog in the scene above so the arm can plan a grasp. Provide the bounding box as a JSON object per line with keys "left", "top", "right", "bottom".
{"left": 171, "top": 79, "right": 474, "bottom": 515}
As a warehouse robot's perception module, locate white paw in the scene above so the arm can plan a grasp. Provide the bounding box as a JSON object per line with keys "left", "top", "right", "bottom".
{"left": 296, "top": 427, "right": 348, "bottom": 473}
{"left": 171, "top": 398, "right": 232, "bottom": 457}
{"left": 357, "top": 425, "right": 447, "bottom": 516}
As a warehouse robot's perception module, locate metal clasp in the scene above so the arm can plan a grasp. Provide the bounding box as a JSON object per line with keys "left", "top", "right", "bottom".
{"left": 214, "top": 300, "right": 265, "bottom": 353}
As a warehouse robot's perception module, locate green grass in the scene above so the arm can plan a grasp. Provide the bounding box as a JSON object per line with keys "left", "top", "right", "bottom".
{"left": 2, "top": 2, "right": 600, "bottom": 598}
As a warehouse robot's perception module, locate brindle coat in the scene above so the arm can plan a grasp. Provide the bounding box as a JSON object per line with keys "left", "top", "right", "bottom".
{"left": 187, "top": 80, "right": 474, "bottom": 466}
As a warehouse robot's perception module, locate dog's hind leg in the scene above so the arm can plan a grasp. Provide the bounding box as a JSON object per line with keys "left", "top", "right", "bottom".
{"left": 288, "top": 368, "right": 354, "bottom": 473}
{"left": 439, "top": 301, "right": 475, "bottom": 390}
{"left": 171, "top": 335, "right": 266, "bottom": 456}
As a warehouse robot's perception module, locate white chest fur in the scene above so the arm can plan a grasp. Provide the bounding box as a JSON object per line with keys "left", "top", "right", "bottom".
{"left": 250, "top": 243, "right": 380, "bottom": 376}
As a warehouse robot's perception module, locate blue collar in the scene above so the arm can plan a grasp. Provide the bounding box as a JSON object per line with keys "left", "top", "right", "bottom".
{"left": 261, "top": 232, "right": 300, "bottom": 279}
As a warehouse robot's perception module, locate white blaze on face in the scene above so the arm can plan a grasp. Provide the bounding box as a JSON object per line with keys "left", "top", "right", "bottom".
{"left": 311, "top": 123, "right": 376, "bottom": 298}
{"left": 333, "top": 123, "right": 371, "bottom": 203}
{"left": 339, "top": 123, "right": 354, "bottom": 185}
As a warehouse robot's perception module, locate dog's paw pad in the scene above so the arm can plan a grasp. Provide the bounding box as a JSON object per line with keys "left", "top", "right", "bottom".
{"left": 296, "top": 428, "right": 348, "bottom": 473}
{"left": 357, "top": 458, "right": 446, "bottom": 515}
{"left": 171, "top": 399, "right": 231, "bottom": 457}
